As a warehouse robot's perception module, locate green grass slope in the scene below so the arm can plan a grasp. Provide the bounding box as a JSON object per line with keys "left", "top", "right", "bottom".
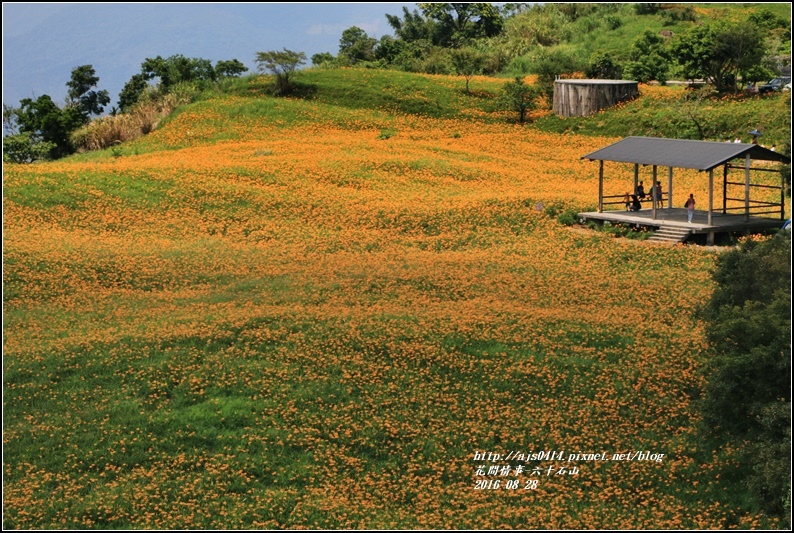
{"left": 4, "top": 67, "right": 791, "bottom": 529}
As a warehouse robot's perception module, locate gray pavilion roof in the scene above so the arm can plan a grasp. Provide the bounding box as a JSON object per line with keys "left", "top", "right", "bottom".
{"left": 582, "top": 136, "right": 790, "bottom": 171}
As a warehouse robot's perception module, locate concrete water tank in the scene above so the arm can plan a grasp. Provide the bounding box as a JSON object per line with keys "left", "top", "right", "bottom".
{"left": 553, "top": 79, "right": 639, "bottom": 117}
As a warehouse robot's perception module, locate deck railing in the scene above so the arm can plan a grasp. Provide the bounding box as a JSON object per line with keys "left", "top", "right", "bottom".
{"left": 723, "top": 164, "right": 786, "bottom": 219}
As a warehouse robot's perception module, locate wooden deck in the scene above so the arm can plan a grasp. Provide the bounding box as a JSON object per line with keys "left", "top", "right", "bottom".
{"left": 578, "top": 208, "right": 785, "bottom": 242}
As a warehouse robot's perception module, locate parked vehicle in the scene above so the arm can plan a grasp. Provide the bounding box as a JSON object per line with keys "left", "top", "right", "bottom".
{"left": 758, "top": 77, "right": 792, "bottom": 94}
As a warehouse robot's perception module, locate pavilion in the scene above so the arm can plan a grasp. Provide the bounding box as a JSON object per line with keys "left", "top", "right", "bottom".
{"left": 579, "top": 136, "right": 791, "bottom": 244}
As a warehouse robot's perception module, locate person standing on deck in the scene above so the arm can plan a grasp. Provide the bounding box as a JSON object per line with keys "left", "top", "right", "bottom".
{"left": 652, "top": 181, "right": 664, "bottom": 209}
{"left": 685, "top": 193, "right": 696, "bottom": 223}
{"left": 635, "top": 181, "right": 646, "bottom": 200}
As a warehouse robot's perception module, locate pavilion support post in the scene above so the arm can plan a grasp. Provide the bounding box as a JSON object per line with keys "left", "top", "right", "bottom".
{"left": 722, "top": 164, "right": 728, "bottom": 214}
{"left": 745, "top": 155, "right": 751, "bottom": 222}
{"left": 633, "top": 164, "right": 639, "bottom": 197}
{"left": 598, "top": 160, "right": 604, "bottom": 213}
{"left": 782, "top": 170, "right": 786, "bottom": 220}
{"left": 708, "top": 168, "right": 714, "bottom": 226}
{"left": 667, "top": 167, "right": 673, "bottom": 209}
{"left": 652, "top": 165, "right": 657, "bottom": 220}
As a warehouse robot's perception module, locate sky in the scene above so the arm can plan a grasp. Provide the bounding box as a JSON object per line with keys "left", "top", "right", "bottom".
{"left": 2, "top": 2, "right": 417, "bottom": 109}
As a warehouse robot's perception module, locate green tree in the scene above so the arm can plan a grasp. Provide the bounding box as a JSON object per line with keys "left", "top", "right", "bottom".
{"left": 450, "top": 47, "right": 486, "bottom": 93}
{"left": 215, "top": 59, "right": 248, "bottom": 78}
{"left": 672, "top": 20, "right": 766, "bottom": 92}
{"left": 585, "top": 53, "right": 623, "bottom": 80}
{"left": 13, "top": 94, "right": 84, "bottom": 159}
{"left": 66, "top": 65, "right": 110, "bottom": 120}
{"left": 500, "top": 76, "right": 538, "bottom": 123}
{"left": 386, "top": 6, "right": 435, "bottom": 44}
{"left": 748, "top": 9, "right": 789, "bottom": 31}
{"left": 254, "top": 48, "right": 307, "bottom": 95}
{"left": 3, "top": 103, "right": 20, "bottom": 135}
{"left": 311, "top": 52, "right": 335, "bottom": 66}
{"left": 624, "top": 30, "right": 671, "bottom": 84}
{"left": 117, "top": 73, "right": 149, "bottom": 113}
{"left": 390, "top": 39, "right": 434, "bottom": 73}
{"left": 374, "top": 35, "right": 404, "bottom": 63}
{"left": 141, "top": 54, "right": 217, "bottom": 91}
{"left": 742, "top": 64, "right": 775, "bottom": 87}
{"left": 418, "top": 3, "right": 503, "bottom": 47}
{"left": 699, "top": 232, "right": 791, "bottom": 517}
{"left": 339, "top": 26, "right": 377, "bottom": 65}
{"left": 2, "top": 132, "right": 56, "bottom": 163}
{"left": 531, "top": 48, "right": 582, "bottom": 102}
{"left": 5, "top": 65, "right": 109, "bottom": 160}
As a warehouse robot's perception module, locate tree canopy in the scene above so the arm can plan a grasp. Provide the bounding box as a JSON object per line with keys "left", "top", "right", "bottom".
{"left": 418, "top": 3, "right": 503, "bottom": 47}
{"left": 6, "top": 64, "right": 108, "bottom": 160}
{"left": 66, "top": 65, "right": 111, "bottom": 119}
{"left": 672, "top": 20, "right": 767, "bottom": 92}
{"left": 339, "top": 26, "right": 377, "bottom": 65}
{"left": 624, "top": 30, "right": 671, "bottom": 84}
{"left": 255, "top": 49, "right": 307, "bottom": 95}
{"left": 500, "top": 76, "right": 539, "bottom": 123}
{"left": 387, "top": 3, "right": 503, "bottom": 48}
{"left": 450, "top": 47, "right": 486, "bottom": 93}
{"left": 215, "top": 59, "right": 249, "bottom": 78}
{"left": 141, "top": 54, "right": 217, "bottom": 90}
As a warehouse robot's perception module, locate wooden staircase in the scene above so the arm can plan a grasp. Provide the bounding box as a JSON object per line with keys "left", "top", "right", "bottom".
{"left": 647, "top": 226, "right": 692, "bottom": 244}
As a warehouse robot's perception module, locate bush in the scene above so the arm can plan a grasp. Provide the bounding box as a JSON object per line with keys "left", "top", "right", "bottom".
{"left": 542, "top": 203, "right": 561, "bottom": 218}
{"left": 698, "top": 232, "right": 791, "bottom": 518}
{"left": 530, "top": 48, "right": 583, "bottom": 101}
{"left": 505, "top": 56, "right": 533, "bottom": 76}
{"left": 500, "top": 76, "right": 540, "bottom": 123}
{"left": 586, "top": 53, "right": 623, "bottom": 79}
{"left": 421, "top": 47, "right": 453, "bottom": 75}
{"left": 604, "top": 15, "right": 622, "bottom": 30}
{"left": 660, "top": 5, "right": 696, "bottom": 23}
{"left": 634, "top": 3, "right": 661, "bottom": 15}
{"left": 556, "top": 207, "right": 580, "bottom": 226}
{"left": 2, "top": 132, "right": 55, "bottom": 163}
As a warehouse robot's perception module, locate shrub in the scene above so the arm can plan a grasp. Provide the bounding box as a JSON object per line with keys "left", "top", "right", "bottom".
{"left": 660, "top": 5, "right": 696, "bottom": 23}
{"left": 556, "top": 207, "right": 580, "bottom": 226}
{"left": 604, "top": 15, "right": 622, "bottom": 30}
{"left": 530, "top": 48, "right": 583, "bottom": 102}
{"left": 500, "top": 76, "right": 540, "bottom": 123}
{"left": 2, "top": 132, "right": 55, "bottom": 163}
{"left": 586, "top": 53, "right": 624, "bottom": 79}
{"left": 312, "top": 52, "right": 336, "bottom": 67}
{"left": 698, "top": 232, "right": 791, "bottom": 518}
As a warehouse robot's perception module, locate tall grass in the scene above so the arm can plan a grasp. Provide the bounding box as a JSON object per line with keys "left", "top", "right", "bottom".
{"left": 71, "top": 83, "right": 200, "bottom": 152}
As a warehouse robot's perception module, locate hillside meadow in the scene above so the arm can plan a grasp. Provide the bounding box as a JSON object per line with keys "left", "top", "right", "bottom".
{"left": 3, "top": 71, "right": 789, "bottom": 529}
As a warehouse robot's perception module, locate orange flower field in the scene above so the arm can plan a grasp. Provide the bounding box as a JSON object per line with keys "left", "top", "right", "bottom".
{"left": 2, "top": 87, "right": 785, "bottom": 529}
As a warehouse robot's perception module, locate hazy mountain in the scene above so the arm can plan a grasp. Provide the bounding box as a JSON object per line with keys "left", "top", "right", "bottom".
{"left": 2, "top": 3, "right": 416, "bottom": 108}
